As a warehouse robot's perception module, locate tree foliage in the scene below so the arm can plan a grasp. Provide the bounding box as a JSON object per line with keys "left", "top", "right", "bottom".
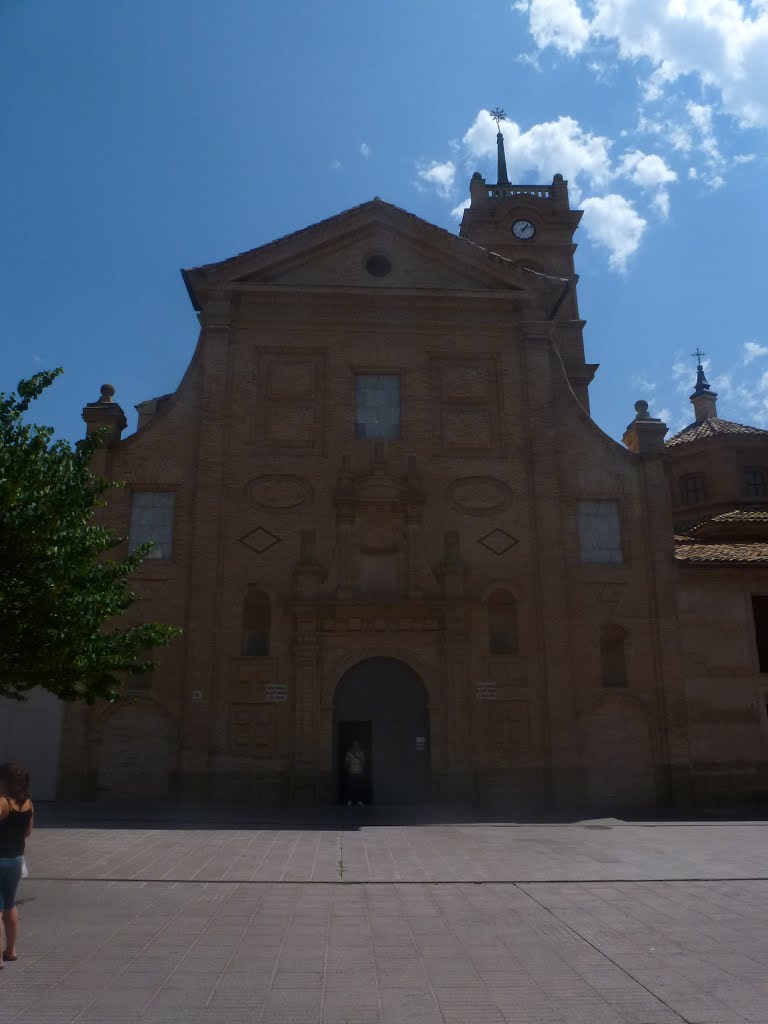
{"left": 0, "top": 369, "right": 180, "bottom": 702}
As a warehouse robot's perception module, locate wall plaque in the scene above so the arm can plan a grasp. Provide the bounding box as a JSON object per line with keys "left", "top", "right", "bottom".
{"left": 265, "top": 683, "right": 288, "bottom": 703}
{"left": 476, "top": 682, "right": 497, "bottom": 701}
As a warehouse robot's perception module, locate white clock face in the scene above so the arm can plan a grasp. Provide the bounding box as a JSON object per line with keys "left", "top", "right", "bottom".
{"left": 512, "top": 219, "right": 535, "bottom": 240}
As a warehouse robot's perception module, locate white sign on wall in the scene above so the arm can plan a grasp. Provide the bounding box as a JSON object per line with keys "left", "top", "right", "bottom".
{"left": 265, "top": 683, "right": 288, "bottom": 703}
{"left": 475, "top": 682, "right": 497, "bottom": 701}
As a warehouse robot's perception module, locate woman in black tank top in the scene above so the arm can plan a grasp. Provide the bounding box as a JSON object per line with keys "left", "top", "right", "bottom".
{"left": 0, "top": 763, "right": 33, "bottom": 968}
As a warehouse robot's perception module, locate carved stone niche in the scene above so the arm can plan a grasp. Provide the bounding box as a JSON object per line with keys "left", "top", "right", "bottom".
{"left": 334, "top": 449, "right": 425, "bottom": 598}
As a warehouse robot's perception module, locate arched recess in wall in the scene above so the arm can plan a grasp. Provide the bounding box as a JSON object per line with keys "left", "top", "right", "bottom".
{"left": 97, "top": 701, "right": 175, "bottom": 799}
{"left": 242, "top": 587, "right": 270, "bottom": 656}
{"left": 600, "top": 625, "right": 627, "bottom": 688}
{"left": 488, "top": 590, "right": 518, "bottom": 655}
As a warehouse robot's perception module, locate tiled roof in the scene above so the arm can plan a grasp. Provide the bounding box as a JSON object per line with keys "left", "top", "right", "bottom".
{"left": 675, "top": 540, "right": 768, "bottom": 565}
{"left": 694, "top": 509, "right": 768, "bottom": 528}
{"left": 666, "top": 416, "right": 768, "bottom": 447}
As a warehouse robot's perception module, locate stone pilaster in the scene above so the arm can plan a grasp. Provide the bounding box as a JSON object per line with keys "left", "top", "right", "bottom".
{"left": 519, "top": 322, "right": 579, "bottom": 808}
{"left": 291, "top": 607, "right": 323, "bottom": 802}
{"left": 178, "top": 302, "right": 234, "bottom": 792}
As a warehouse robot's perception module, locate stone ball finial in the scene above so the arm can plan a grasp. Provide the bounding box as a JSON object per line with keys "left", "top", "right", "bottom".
{"left": 553, "top": 173, "right": 564, "bottom": 183}
{"left": 634, "top": 399, "right": 649, "bottom": 419}
{"left": 472, "top": 171, "right": 483, "bottom": 180}
{"left": 100, "top": 383, "right": 116, "bottom": 402}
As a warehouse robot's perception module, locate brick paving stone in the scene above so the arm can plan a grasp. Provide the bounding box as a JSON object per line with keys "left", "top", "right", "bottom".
{"left": 6, "top": 817, "right": 768, "bottom": 1022}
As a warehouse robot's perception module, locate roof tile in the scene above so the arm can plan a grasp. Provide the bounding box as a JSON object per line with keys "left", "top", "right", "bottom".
{"left": 666, "top": 416, "right": 768, "bottom": 447}
{"left": 675, "top": 540, "right": 768, "bottom": 565}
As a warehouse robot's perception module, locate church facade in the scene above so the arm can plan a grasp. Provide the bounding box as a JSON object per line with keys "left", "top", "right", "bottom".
{"left": 57, "top": 133, "right": 768, "bottom": 811}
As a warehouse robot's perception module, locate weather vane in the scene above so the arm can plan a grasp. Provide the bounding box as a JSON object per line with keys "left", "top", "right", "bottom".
{"left": 490, "top": 107, "right": 506, "bottom": 129}
{"left": 691, "top": 348, "right": 706, "bottom": 366}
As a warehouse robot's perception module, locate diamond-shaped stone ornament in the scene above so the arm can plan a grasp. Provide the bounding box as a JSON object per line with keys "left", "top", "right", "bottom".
{"left": 240, "top": 527, "right": 282, "bottom": 554}
{"left": 478, "top": 529, "right": 519, "bottom": 555}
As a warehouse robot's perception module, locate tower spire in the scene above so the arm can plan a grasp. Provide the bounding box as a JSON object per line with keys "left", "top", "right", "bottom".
{"left": 689, "top": 348, "right": 718, "bottom": 421}
{"left": 490, "top": 107, "right": 510, "bottom": 187}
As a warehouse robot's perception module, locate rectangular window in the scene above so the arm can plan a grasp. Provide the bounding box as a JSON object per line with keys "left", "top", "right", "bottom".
{"left": 577, "top": 500, "right": 623, "bottom": 565}
{"left": 745, "top": 468, "right": 767, "bottom": 498}
{"left": 129, "top": 492, "right": 175, "bottom": 560}
{"left": 355, "top": 374, "right": 401, "bottom": 440}
{"left": 680, "top": 474, "right": 705, "bottom": 505}
{"left": 753, "top": 597, "right": 768, "bottom": 672}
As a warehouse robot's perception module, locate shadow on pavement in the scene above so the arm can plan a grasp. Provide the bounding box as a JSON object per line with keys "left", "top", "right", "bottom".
{"left": 34, "top": 799, "right": 768, "bottom": 831}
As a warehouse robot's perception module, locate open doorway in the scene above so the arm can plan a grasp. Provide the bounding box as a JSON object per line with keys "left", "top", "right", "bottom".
{"left": 333, "top": 657, "right": 430, "bottom": 804}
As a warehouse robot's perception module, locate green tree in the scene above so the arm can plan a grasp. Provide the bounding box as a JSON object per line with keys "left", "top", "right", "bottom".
{"left": 0, "top": 368, "right": 180, "bottom": 702}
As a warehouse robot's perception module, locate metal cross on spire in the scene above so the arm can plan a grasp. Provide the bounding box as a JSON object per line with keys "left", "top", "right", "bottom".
{"left": 692, "top": 348, "right": 706, "bottom": 366}
{"left": 490, "top": 107, "right": 506, "bottom": 130}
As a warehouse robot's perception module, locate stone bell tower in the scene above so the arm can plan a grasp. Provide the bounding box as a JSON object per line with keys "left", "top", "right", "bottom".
{"left": 458, "top": 109, "right": 596, "bottom": 407}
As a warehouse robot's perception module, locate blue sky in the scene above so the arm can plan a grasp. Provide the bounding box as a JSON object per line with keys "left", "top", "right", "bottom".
{"left": 1, "top": 0, "right": 766, "bottom": 444}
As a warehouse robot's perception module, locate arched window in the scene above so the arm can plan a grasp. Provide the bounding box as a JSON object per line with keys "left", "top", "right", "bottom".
{"left": 488, "top": 590, "right": 518, "bottom": 655}
{"left": 600, "top": 625, "right": 627, "bottom": 687}
{"left": 242, "top": 588, "right": 270, "bottom": 657}
{"left": 744, "top": 467, "right": 768, "bottom": 498}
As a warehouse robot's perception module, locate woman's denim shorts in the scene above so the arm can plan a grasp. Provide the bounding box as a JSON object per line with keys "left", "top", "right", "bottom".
{"left": 0, "top": 857, "right": 23, "bottom": 911}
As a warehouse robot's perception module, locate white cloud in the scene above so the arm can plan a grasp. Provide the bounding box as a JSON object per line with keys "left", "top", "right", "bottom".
{"left": 744, "top": 341, "right": 768, "bottom": 363}
{"left": 462, "top": 110, "right": 613, "bottom": 203}
{"left": 580, "top": 194, "right": 647, "bottom": 271}
{"left": 360, "top": 142, "right": 371, "bottom": 158}
{"left": 617, "top": 149, "right": 677, "bottom": 188}
{"left": 522, "top": 0, "right": 591, "bottom": 55}
{"left": 631, "top": 373, "right": 658, "bottom": 393}
{"left": 330, "top": 159, "right": 342, "bottom": 171}
{"left": 418, "top": 108, "right": 673, "bottom": 268}
{"left": 651, "top": 191, "right": 671, "bottom": 218}
{"left": 416, "top": 160, "right": 457, "bottom": 199}
{"left": 617, "top": 149, "right": 677, "bottom": 217}
{"left": 514, "top": 0, "right": 768, "bottom": 128}
{"left": 450, "top": 197, "right": 471, "bottom": 219}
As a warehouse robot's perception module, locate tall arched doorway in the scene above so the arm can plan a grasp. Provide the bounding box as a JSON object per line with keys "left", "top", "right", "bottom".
{"left": 333, "top": 657, "right": 430, "bottom": 804}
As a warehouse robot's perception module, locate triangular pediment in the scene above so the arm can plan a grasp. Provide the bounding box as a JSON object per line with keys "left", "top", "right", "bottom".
{"left": 182, "top": 199, "right": 552, "bottom": 309}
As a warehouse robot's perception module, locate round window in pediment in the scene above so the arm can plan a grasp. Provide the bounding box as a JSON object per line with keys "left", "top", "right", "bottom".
{"left": 365, "top": 253, "right": 392, "bottom": 277}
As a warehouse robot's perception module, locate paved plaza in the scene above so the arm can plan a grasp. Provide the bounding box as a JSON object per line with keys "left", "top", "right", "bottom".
{"left": 2, "top": 809, "right": 768, "bottom": 1024}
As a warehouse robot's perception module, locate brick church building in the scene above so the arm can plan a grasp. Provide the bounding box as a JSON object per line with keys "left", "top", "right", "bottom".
{"left": 53, "top": 128, "right": 768, "bottom": 811}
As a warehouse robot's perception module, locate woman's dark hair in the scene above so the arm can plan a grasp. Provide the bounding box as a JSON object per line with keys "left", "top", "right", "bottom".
{"left": 0, "top": 763, "right": 30, "bottom": 803}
